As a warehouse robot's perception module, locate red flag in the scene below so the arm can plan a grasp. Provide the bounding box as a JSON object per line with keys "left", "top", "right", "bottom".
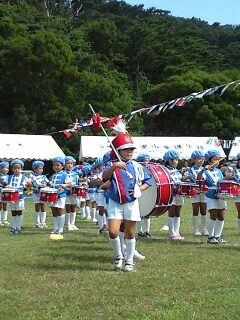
{"left": 106, "top": 116, "right": 120, "bottom": 128}
{"left": 91, "top": 113, "right": 102, "bottom": 131}
{"left": 63, "top": 130, "right": 72, "bottom": 138}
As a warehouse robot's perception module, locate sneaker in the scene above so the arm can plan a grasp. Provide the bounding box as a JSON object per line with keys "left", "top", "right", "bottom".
{"left": 72, "top": 225, "right": 79, "bottom": 231}
{"left": 193, "top": 230, "right": 202, "bottom": 236}
{"left": 92, "top": 218, "right": 98, "bottom": 223}
{"left": 103, "top": 223, "right": 108, "bottom": 230}
{"left": 3, "top": 221, "right": 10, "bottom": 226}
{"left": 201, "top": 229, "right": 209, "bottom": 236}
{"left": 175, "top": 233, "right": 184, "bottom": 240}
{"left": 161, "top": 225, "right": 169, "bottom": 231}
{"left": 67, "top": 225, "right": 75, "bottom": 231}
{"left": 113, "top": 256, "right": 123, "bottom": 270}
{"left": 215, "top": 237, "right": 227, "bottom": 244}
{"left": 207, "top": 236, "right": 219, "bottom": 244}
{"left": 42, "top": 223, "right": 48, "bottom": 228}
{"left": 137, "top": 231, "right": 146, "bottom": 238}
{"left": 145, "top": 231, "right": 151, "bottom": 238}
{"left": 134, "top": 249, "right": 145, "bottom": 260}
{"left": 169, "top": 234, "right": 183, "bottom": 241}
{"left": 35, "top": 223, "right": 43, "bottom": 228}
{"left": 124, "top": 262, "right": 135, "bottom": 272}
{"left": 86, "top": 216, "right": 92, "bottom": 220}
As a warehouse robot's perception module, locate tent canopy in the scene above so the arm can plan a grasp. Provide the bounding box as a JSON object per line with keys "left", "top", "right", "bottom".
{"left": 228, "top": 137, "right": 240, "bottom": 160}
{"left": 80, "top": 136, "right": 225, "bottom": 160}
{"left": 0, "top": 134, "right": 65, "bottom": 160}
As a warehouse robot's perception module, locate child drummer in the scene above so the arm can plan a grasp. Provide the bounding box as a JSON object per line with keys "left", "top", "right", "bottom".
{"left": 48, "top": 157, "right": 72, "bottom": 239}
{"left": 0, "top": 161, "right": 10, "bottom": 226}
{"left": 31, "top": 160, "right": 49, "bottom": 228}
{"left": 197, "top": 150, "right": 227, "bottom": 244}
{"left": 182, "top": 150, "right": 208, "bottom": 236}
{"left": 6, "top": 159, "right": 28, "bottom": 234}
{"left": 103, "top": 132, "right": 152, "bottom": 272}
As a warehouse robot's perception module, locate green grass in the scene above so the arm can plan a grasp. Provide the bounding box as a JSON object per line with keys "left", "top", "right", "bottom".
{"left": 0, "top": 199, "right": 239, "bottom": 320}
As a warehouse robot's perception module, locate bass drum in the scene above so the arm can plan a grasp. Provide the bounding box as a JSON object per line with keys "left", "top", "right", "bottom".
{"left": 139, "top": 163, "right": 174, "bottom": 217}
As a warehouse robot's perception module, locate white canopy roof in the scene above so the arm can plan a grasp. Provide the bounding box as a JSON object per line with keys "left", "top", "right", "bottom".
{"left": 228, "top": 137, "right": 240, "bottom": 160}
{"left": 0, "top": 134, "right": 65, "bottom": 160}
{"left": 80, "top": 136, "right": 225, "bottom": 160}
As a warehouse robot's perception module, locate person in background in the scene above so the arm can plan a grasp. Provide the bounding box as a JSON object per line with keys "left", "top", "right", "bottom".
{"left": 31, "top": 160, "right": 49, "bottom": 228}
{"left": 229, "top": 152, "right": 240, "bottom": 229}
{"left": 0, "top": 161, "right": 10, "bottom": 226}
{"left": 48, "top": 157, "right": 72, "bottom": 239}
{"left": 135, "top": 154, "right": 151, "bottom": 238}
{"left": 164, "top": 150, "right": 184, "bottom": 241}
{"left": 64, "top": 156, "right": 79, "bottom": 231}
{"left": 197, "top": 150, "right": 227, "bottom": 244}
{"left": 182, "top": 150, "right": 208, "bottom": 236}
{"left": 6, "top": 159, "right": 28, "bottom": 234}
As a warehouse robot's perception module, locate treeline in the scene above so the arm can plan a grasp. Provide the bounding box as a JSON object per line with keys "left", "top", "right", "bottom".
{"left": 0, "top": 0, "right": 240, "bottom": 156}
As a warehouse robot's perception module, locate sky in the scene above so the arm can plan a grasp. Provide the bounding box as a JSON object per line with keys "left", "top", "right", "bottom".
{"left": 124, "top": 0, "right": 240, "bottom": 25}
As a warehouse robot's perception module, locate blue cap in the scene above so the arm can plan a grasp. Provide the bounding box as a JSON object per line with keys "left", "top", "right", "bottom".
{"left": 163, "top": 150, "right": 179, "bottom": 162}
{"left": 81, "top": 165, "right": 92, "bottom": 174}
{"left": 205, "top": 150, "right": 221, "bottom": 161}
{"left": 237, "top": 153, "right": 240, "bottom": 160}
{"left": 11, "top": 159, "right": 24, "bottom": 168}
{"left": 136, "top": 154, "right": 150, "bottom": 162}
{"left": 65, "top": 156, "right": 76, "bottom": 163}
{"left": 103, "top": 151, "right": 111, "bottom": 163}
{"left": 191, "top": 150, "right": 205, "bottom": 159}
{"left": 32, "top": 160, "right": 44, "bottom": 170}
{"left": 0, "top": 161, "right": 9, "bottom": 169}
{"left": 52, "top": 157, "right": 65, "bottom": 165}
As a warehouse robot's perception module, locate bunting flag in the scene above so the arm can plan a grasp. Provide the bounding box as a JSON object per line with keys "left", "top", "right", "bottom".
{"left": 48, "top": 79, "right": 240, "bottom": 137}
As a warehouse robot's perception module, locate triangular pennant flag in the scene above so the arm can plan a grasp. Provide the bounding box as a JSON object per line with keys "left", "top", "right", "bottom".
{"left": 232, "top": 81, "right": 240, "bottom": 91}
{"left": 168, "top": 98, "right": 181, "bottom": 110}
{"left": 195, "top": 88, "right": 213, "bottom": 99}
{"left": 184, "top": 93, "right": 199, "bottom": 103}
{"left": 147, "top": 104, "right": 159, "bottom": 114}
{"left": 205, "top": 86, "right": 221, "bottom": 96}
{"left": 220, "top": 80, "right": 239, "bottom": 96}
{"left": 175, "top": 97, "right": 188, "bottom": 107}
{"left": 162, "top": 100, "right": 175, "bottom": 112}
{"left": 63, "top": 130, "right": 72, "bottom": 138}
{"left": 155, "top": 103, "right": 167, "bottom": 115}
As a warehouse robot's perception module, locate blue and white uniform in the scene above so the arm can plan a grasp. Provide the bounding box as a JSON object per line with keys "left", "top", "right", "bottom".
{"left": 49, "top": 170, "right": 69, "bottom": 209}
{"left": 186, "top": 165, "right": 206, "bottom": 203}
{"left": 31, "top": 173, "right": 49, "bottom": 204}
{"left": 65, "top": 170, "right": 79, "bottom": 205}
{"left": 6, "top": 174, "right": 27, "bottom": 210}
{"left": 166, "top": 165, "right": 184, "bottom": 206}
{"left": 104, "top": 160, "right": 152, "bottom": 221}
{"left": 232, "top": 167, "right": 240, "bottom": 203}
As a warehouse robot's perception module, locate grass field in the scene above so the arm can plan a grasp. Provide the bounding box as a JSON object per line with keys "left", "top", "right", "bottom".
{"left": 0, "top": 198, "right": 239, "bottom": 320}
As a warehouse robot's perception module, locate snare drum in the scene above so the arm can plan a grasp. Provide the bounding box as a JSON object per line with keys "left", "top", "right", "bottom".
{"left": 71, "top": 186, "right": 87, "bottom": 198}
{"left": 40, "top": 188, "right": 58, "bottom": 203}
{"left": 1, "top": 188, "right": 19, "bottom": 203}
{"left": 217, "top": 180, "right": 240, "bottom": 199}
{"left": 139, "top": 163, "right": 174, "bottom": 217}
{"left": 176, "top": 183, "right": 198, "bottom": 197}
{"left": 196, "top": 180, "right": 208, "bottom": 193}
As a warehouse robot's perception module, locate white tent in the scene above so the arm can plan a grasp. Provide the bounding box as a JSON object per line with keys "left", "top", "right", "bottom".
{"left": 228, "top": 137, "right": 240, "bottom": 160}
{"left": 0, "top": 134, "right": 65, "bottom": 160}
{"left": 80, "top": 136, "right": 225, "bottom": 160}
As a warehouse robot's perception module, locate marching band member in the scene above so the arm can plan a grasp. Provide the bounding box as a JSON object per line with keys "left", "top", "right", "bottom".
{"left": 103, "top": 133, "right": 152, "bottom": 272}
{"left": 197, "top": 150, "right": 227, "bottom": 244}
{"left": 64, "top": 156, "right": 79, "bottom": 231}
{"left": 0, "top": 161, "right": 10, "bottom": 226}
{"left": 77, "top": 165, "right": 92, "bottom": 220}
{"left": 87, "top": 163, "right": 100, "bottom": 223}
{"left": 31, "top": 160, "right": 49, "bottom": 228}
{"left": 136, "top": 154, "right": 151, "bottom": 238}
{"left": 48, "top": 157, "right": 72, "bottom": 239}
{"left": 231, "top": 152, "right": 240, "bottom": 229}
{"left": 164, "top": 150, "right": 185, "bottom": 241}
{"left": 182, "top": 150, "right": 208, "bottom": 236}
{"left": 6, "top": 159, "right": 28, "bottom": 234}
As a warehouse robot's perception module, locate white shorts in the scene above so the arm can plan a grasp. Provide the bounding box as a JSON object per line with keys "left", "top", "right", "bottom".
{"left": 232, "top": 196, "right": 240, "bottom": 203}
{"left": 206, "top": 197, "right": 226, "bottom": 210}
{"left": 65, "top": 195, "right": 78, "bottom": 205}
{"left": 96, "top": 192, "right": 105, "bottom": 207}
{"left": 171, "top": 195, "right": 184, "bottom": 206}
{"left": 107, "top": 198, "right": 141, "bottom": 221}
{"left": 32, "top": 193, "right": 44, "bottom": 204}
{"left": 9, "top": 199, "right": 25, "bottom": 211}
{"left": 49, "top": 197, "right": 66, "bottom": 209}
{"left": 88, "top": 193, "right": 96, "bottom": 202}
{"left": 190, "top": 193, "right": 206, "bottom": 204}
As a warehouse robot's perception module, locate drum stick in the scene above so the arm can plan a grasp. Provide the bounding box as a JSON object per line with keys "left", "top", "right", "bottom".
{"left": 208, "top": 157, "right": 226, "bottom": 169}
{"left": 89, "top": 103, "right": 133, "bottom": 179}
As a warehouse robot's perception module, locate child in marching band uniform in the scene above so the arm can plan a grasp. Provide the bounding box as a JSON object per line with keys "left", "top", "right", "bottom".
{"left": 31, "top": 160, "right": 49, "bottom": 228}
{"left": 0, "top": 161, "right": 10, "bottom": 226}
{"left": 136, "top": 154, "right": 152, "bottom": 238}
{"left": 197, "top": 150, "right": 227, "bottom": 244}
{"left": 103, "top": 133, "right": 152, "bottom": 272}
{"left": 182, "top": 150, "right": 208, "bottom": 236}
{"left": 164, "top": 150, "right": 185, "bottom": 241}
{"left": 64, "top": 156, "right": 79, "bottom": 231}
{"left": 76, "top": 165, "right": 92, "bottom": 220}
{"left": 230, "top": 152, "right": 240, "bottom": 229}
{"left": 6, "top": 159, "right": 28, "bottom": 234}
{"left": 48, "top": 157, "right": 72, "bottom": 239}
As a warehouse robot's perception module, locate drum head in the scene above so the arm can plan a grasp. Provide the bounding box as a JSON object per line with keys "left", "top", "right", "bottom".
{"left": 139, "top": 169, "right": 157, "bottom": 217}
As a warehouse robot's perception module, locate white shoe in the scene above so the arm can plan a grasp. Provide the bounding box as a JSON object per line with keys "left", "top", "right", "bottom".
{"left": 92, "top": 218, "right": 98, "bottom": 223}
{"left": 86, "top": 216, "right": 91, "bottom": 220}
{"left": 124, "top": 262, "right": 135, "bottom": 272}
{"left": 113, "top": 256, "right": 123, "bottom": 270}
{"left": 0, "top": 221, "right": 3, "bottom": 226}
{"left": 72, "top": 225, "right": 79, "bottom": 230}
{"left": 134, "top": 249, "right": 145, "bottom": 260}
{"left": 201, "top": 229, "right": 209, "bottom": 236}
{"left": 161, "top": 225, "right": 169, "bottom": 231}
{"left": 67, "top": 225, "right": 75, "bottom": 231}
{"left": 193, "top": 230, "right": 202, "bottom": 236}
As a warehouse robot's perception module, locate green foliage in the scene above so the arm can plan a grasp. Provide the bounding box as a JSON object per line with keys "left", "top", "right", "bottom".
{"left": 0, "top": 1, "right": 240, "bottom": 155}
